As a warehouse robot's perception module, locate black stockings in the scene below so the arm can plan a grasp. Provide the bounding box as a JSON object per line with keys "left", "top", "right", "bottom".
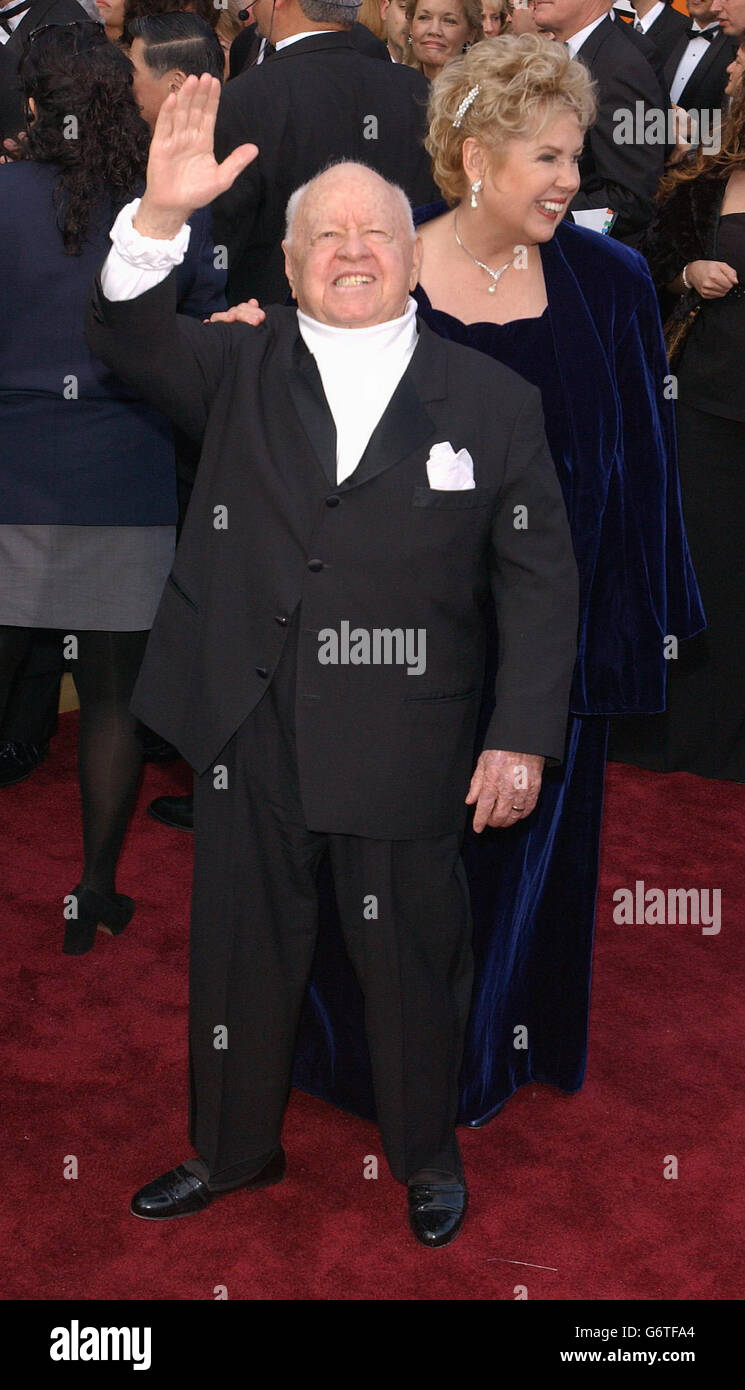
{"left": 0, "top": 627, "right": 149, "bottom": 898}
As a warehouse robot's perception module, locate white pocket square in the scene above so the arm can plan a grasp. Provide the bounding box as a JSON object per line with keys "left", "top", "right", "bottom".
{"left": 426, "top": 441, "right": 475, "bottom": 491}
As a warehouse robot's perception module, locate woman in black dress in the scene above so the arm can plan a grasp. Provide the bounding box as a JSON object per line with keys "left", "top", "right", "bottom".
{"left": 610, "top": 88, "right": 745, "bottom": 781}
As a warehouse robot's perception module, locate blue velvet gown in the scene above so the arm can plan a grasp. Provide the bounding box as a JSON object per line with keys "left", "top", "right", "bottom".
{"left": 290, "top": 210, "right": 704, "bottom": 1126}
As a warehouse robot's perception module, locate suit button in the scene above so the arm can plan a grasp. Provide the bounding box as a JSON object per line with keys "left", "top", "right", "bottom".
{"left": 325, "top": 496, "right": 340, "bottom": 508}
{"left": 274, "top": 615, "right": 288, "bottom": 626}
{"left": 307, "top": 559, "right": 324, "bottom": 572}
{"left": 256, "top": 667, "right": 268, "bottom": 678}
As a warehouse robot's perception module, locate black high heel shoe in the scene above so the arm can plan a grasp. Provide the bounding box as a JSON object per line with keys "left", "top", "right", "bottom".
{"left": 62, "top": 884, "right": 135, "bottom": 956}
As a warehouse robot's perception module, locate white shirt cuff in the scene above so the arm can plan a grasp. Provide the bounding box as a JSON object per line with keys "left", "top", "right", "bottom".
{"left": 100, "top": 197, "right": 192, "bottom": 302}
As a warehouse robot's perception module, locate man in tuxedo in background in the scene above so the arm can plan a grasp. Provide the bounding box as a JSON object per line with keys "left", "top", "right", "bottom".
{"left": 211, "top": 0, "right": 436, "bottom": 306}
{"left": 534, "top": 0, "right": 667, "bottom": 244}
{"left": 229, "top": 11, "right": 390, "bottom": 73}
{"left": 626, "top": 0, "right": 688, "bottom": 66}
{"left": 87, "top": 77, "right": 578, "bottom": 1248}
{"left": 666, "top": 0, "right": 737, "bottom": 123}
{"left": 711, "top": 0, "right": 745, "bottom": 36}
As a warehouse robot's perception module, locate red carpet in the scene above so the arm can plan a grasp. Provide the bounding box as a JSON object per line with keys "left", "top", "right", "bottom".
{"left": 1, "top": 713, "right": 743, "bottom": 1301}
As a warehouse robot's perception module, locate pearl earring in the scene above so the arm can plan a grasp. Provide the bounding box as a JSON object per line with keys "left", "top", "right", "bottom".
{"left": 470, "top": 178, "right": 483, "bottom": 209}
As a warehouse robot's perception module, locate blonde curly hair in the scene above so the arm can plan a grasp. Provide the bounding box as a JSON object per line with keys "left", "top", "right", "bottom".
{"left": 426, "top": 33, "right": 597, "bottom": 204}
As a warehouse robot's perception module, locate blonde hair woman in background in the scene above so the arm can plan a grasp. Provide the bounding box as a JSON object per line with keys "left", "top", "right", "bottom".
{"left": 404, "top": 0, "right": 482, "bottom": 78}
{"left": 481, "top": 0, "right": 511, "bottom": 36}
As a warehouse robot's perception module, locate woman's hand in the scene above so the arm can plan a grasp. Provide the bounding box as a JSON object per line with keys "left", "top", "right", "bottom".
{"left": 684, "top": 260, "right": 739, "bottom": 298}
{"left": 204, "top": 299, "right": 266, "bottom": 326}
{"left": 134, "top": 73, "right": 258, "bottom": 239}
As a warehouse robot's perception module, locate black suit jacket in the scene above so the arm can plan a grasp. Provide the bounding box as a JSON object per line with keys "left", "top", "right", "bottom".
{"left": 615, "top": 12, "right": 668, "bottom": 92}
{"left": 212, "top": 30, "right": 436, "bottom": 305}
{"left": 86, "top": 273, "right": 578, "bottom": 837}
{"left": 644, "top": 4, "right": 690, "bottom": 67}
{"left": 0, "top": 0, "right": 90, "bottom": 140}
{"left": 229, "top": 21, "right": 390, "bottom": 77}
{"left": 571, "top": 15, "right": 667, "bottom": 245}
{"left": 664, "top": 27, "right": 737, "bottom": 115}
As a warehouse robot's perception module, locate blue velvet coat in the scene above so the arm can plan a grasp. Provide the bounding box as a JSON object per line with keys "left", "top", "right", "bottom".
{"left": 291, "top": 216, "right": 704, "bottom": 1127}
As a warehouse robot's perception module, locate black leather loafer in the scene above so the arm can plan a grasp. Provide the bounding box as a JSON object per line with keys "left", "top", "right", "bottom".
{"left": 147, "top": 793, "right": 194, "bottom": 831}
{"left": 130, "top": 1147, "right": 286, "bottom": 1221}
{"left": 408, "top": 1180, "right": 468, "bottom": 1248}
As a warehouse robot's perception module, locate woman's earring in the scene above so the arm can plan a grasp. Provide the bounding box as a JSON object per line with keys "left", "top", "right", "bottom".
{"left": 470, "top": 178, "right": 483, "bottom": 209}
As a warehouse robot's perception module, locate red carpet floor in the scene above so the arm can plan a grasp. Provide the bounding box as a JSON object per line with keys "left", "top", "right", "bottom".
{"left": 1, "top": 712, "right": 743, "bottom": 1301}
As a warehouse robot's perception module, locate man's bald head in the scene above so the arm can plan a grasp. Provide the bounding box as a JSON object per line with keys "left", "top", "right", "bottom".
{"left": 284, "top": 162, "right": 417, "bottom": 246}
{"left": 282, "top": 162, "right": 422, "bottom": 328}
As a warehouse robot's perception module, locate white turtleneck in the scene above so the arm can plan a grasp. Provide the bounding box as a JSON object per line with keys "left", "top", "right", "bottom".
{"left": 297, "top": 298, "right": 419, "bottom": 483}
{"left": 101, "top": 199, "right": 420, "bottom": 484}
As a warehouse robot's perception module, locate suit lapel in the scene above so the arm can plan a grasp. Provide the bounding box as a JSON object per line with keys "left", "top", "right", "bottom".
{"left": 341, "top": 324, "right": 446, "bottom": 492}
{"left": 284, "top": 317, "right": 447, "bottom": 493}
{"left": 677, "top": 32, "right": 729, "bottom": 106}
{"left": 285, "top": 336, "right": 338, "bottom": 487}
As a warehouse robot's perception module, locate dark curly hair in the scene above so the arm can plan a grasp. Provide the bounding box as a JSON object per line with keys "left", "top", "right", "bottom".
{"left": 18, "top": 22, "right": 150, "bottom": 256}
{"left": 658, "top": 85, "right": 745, "bottom": 198}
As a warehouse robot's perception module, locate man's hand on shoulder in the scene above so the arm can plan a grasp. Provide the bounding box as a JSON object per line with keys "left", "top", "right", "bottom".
{"left": 204, "top": 298, "right": 266, "bottom": 326}
{"left": 466, "top": 750, "right": 545, "bottom": 833}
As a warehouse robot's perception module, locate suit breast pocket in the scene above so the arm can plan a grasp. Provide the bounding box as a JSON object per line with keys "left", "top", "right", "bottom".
{"left": 412, "top": 485, "right": 492, "bottom": 510}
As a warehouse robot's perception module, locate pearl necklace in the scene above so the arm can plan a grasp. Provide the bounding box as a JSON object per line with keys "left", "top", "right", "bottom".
{"left": 453, "top": 213, "right": 517, "bottom": 294}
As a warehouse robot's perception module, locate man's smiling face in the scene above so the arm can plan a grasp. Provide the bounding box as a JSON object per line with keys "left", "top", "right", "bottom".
{"left": 282, "top": 165, "right": 423, "bottom": 328}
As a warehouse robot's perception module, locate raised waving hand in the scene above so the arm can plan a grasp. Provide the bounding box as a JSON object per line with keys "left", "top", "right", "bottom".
{"left": 134, "top": 74, "right": 258, "bottom": 239}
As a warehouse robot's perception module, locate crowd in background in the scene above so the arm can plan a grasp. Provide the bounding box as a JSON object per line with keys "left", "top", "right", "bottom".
{"left": 0, "top": 0, "right": 742, "bottom": 949}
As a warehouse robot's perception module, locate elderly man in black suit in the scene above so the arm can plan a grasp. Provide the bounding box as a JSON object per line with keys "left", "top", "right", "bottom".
{"left": 534, "top": 0, "right": 667, "bottom": 244}
{"left": 87, "top": 75, "right": 578, "bottom": 1248}
{"left": 667, "top": 0, "right": 738, "bottom": 122}
{"left": 211, "top": 0, "right": 436, "bottom": 306}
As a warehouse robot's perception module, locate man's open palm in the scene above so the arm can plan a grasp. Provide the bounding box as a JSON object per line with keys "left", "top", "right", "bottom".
{"left": 145, "top": 73, "right": 258, "bottom": 217}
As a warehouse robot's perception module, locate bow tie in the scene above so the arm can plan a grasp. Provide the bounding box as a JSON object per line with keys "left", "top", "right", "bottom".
{"left": 685, "top": 25, "right": 718, "bottom": 41}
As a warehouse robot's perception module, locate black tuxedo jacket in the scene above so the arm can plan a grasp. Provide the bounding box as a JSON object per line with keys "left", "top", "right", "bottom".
{"left": 615, "top": 13, "right": 668, "bottom": 92}
{"left": 212, "top": 30, "right": 436, "bottom": 306}
{"left": 643, "top": 4, "right": 690, "bottom": 67}
{"left": 86, "top": 274, "right": 578, "bottom": 838}
{"left": 571, "top": 15, "right": 667, "bottom": 245}
{"left": 664, "top": 27, "right": 737, "bottom": 114}
{"left": 228, "top": 21, "right": 390, "bottom": 77}
{"left": 0, "top": 0, "right": 89, "bottom": 140}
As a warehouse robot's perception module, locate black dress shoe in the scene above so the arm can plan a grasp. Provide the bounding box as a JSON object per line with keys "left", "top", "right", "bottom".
{"left": 147, "top": 793, "right": 193, "bottom": 831}
{"left": 62, "top": 884, "right": 135, "bottom": 956}
{"left": 130, "top": 1147, "right": 286, "bottom": 1220}
{"left": 408, "top": 1179, "right": 468, "bottom": 1248}
{"left": 0, "top": 740, "right": 49, "bottom": 788}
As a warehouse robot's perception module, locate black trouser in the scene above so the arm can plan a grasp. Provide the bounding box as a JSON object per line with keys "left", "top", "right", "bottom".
{"left": 187, "top": 622, "right": 474, "bottom": 1187}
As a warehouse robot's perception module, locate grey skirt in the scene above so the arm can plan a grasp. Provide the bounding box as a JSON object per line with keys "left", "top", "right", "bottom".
{"left": 0, "top": 524, "right": 176, "bottom": 630}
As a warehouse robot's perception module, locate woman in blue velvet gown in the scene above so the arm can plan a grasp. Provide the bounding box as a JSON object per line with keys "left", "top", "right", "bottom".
{"left": 291, "top": 35, "right": 704, "bottom": 1126}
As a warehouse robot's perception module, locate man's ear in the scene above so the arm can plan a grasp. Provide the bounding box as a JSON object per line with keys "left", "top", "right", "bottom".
{"left": 281, "top": 239, "right": 296, "bottom": 297}
{"left": 170, "top": 69, "right": 187, "bottom": 94}
{"left": 409, "top": 233, "right": 423, "bottom": 289}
